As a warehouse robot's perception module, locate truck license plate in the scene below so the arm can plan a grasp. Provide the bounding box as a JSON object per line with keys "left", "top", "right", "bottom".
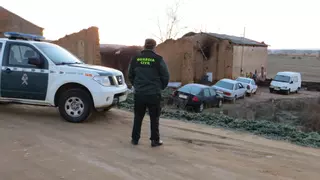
{"left": 179, "top": 94, "right": 187, "bottom": 99}
{"left": 274, "top": 87, "right": 280, "bottom": 90}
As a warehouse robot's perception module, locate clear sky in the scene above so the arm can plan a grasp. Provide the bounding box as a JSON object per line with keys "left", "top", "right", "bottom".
{"left": 2, "top": 0, "right": 319, "bottom": 49}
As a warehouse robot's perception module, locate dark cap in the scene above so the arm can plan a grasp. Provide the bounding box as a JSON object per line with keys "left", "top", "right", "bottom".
{"left": 144, "top": 38, "right": 157, "bottom": 49}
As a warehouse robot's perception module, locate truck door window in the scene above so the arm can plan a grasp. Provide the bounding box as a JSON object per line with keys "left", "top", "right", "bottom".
{"left": 8, "top": 44, "right": 40, "bottom": 67}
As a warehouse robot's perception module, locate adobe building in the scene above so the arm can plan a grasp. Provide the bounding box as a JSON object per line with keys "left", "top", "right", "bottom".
{"left": 0, "top": 6, "right": 43, "bottom": 37}
{"left": 100, "top": 44, "right": 143, "bottom": 83}
{"left": 155, "top": 32, "right": 268, "bottom": 84}
{"left": 52, "top": 27, "right": 101, "bottom": 65}
{"left": 0, "top": 6, "right": 101, "bottom": 65}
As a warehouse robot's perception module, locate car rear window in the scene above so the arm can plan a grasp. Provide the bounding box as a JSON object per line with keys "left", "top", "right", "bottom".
{"left": 178, "top": 85, "right": 202, "bottom": 95}
{"left": 215, "top": 80, "right": 234, "bottom": 90}
{"left": 236, "top": 78, "right": 251, "bottom": 84}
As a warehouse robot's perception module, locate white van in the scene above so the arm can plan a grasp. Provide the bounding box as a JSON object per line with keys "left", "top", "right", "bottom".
{"left": 269, "top": 71, "right": 301, "bottom": 94}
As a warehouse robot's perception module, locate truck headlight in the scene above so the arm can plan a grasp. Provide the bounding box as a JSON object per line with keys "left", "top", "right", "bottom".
{"left": 93, "top": 76, "right": 111, "bottom": 86}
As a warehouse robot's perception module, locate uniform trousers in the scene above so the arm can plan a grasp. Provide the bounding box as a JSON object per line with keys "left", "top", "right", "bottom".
{"left": 131, "top": 93, "right": 161, "bottom": 141}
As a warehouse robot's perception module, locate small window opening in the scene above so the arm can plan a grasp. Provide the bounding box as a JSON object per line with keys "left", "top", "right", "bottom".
{"left": 198, "top": 39, "right": 213, "bottom": 60}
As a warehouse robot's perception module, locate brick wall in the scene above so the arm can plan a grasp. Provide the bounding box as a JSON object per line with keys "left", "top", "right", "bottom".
{"left": 52, "top": 27, "right": 101, "bottom": 65}
{"left": 0, "top": 6, "right": 43, "bottom": 37}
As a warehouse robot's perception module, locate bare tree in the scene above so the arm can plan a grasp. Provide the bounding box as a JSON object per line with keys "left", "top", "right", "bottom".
{"left": 154, "top": 0, "right": 187, "bottom": 43}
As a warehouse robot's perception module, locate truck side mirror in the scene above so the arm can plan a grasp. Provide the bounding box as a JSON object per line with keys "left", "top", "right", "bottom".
{"left": 290, "top": 81, "right": 293, "bottom": 84}
{"left": 28, "top": 57, "right": 43, "bottom": 66}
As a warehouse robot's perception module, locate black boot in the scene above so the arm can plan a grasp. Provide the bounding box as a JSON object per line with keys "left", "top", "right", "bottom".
{"left": 131, "top": 139, "right": 138, "bottom": 145}
{"left": 151, "top": 140, "right": 163, "bottom": 147}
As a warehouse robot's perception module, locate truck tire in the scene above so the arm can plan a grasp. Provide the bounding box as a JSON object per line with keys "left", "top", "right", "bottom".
{"left": 58, "top": 89, "right": 93, "bottom": 123}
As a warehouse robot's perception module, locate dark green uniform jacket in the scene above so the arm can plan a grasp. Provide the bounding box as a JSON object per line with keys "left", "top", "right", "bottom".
{"left": 128, "top": 49, "right": 170, "bottom": 95}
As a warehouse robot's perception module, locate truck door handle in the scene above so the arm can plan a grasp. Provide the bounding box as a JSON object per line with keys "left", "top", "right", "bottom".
{"left": 4, "top": 68, "right": 12, "bottom": 73}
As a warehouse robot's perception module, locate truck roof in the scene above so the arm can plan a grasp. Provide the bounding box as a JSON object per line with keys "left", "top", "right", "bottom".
{"left": 0, "top": 38, "right": 41, "bottom": 43}
{"left": 0, "top": 32, "right": 46, "bottom": 44}
{"left": 0, "top": 38, "right": 55, "bottom": 48}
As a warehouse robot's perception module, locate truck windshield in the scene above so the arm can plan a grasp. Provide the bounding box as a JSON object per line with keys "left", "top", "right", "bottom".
{"left": 273, "top": 75, "right": 290, "bottom": 83}
{"left": 34, "top": 42, "right": 83, "bottom": 65}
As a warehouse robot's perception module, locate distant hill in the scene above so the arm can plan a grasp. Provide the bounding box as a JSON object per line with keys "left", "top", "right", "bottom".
{"left": 268, "top": 49, "right": 320, "bottom": 56}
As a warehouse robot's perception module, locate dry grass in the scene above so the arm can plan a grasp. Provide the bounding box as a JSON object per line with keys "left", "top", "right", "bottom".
{"left": 262, "top": 97, "right": 320, "bottom": 133}
{"left": 207, "top": 97, "right": 320, "bottom": 133}
{"left": 268, "top": 54, "right": 320, "bottom": 82}
{"left": 299, "top": 98, "right": 320, "bottom": 132}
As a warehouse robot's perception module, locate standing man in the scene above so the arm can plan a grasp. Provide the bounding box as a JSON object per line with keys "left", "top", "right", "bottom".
{"left": 128, "top": 38, "right": 170, "bottom": 147}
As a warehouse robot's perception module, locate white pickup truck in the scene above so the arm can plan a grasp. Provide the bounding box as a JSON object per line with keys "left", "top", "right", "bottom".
{"left": 0, "top": 32, "right": 128, "bottom": 123}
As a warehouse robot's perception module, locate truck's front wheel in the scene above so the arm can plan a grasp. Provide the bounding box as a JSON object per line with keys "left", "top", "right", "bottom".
{"left": 58, "top": 89, "right": 93, "bottom": 123}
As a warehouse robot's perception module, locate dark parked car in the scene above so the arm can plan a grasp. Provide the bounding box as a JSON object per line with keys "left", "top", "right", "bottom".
{"left": 171, "top": 83, "right": 223, "bottom": 112}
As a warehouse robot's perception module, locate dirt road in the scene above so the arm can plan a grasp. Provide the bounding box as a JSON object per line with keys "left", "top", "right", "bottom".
{"left": 1, "top": 104, "right": 320, "bottom": 180}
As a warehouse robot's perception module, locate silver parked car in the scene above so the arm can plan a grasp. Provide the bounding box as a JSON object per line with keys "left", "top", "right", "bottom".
{"left": 235, "top": 77, "right": 258, "bottom": 96}
{"left": 212, "top": 78, "right": 246, "bottom": 103}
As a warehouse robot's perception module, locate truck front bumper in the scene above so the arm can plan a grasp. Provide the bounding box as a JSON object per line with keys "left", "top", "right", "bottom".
{"left": 92, "top": 84, "right": 128, "bottom": 108}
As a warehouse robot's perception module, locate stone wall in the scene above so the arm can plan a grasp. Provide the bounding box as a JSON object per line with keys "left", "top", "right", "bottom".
{"left": 0, "top": 6, "right": 43, "bottom": 37}
{"left": 52, "top": 26, "right": 101, "bottom": 65}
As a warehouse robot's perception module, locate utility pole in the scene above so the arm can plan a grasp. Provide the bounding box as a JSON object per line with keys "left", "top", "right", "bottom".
{"left": 240, "top": 27, "right": 246, "bottom": 76}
